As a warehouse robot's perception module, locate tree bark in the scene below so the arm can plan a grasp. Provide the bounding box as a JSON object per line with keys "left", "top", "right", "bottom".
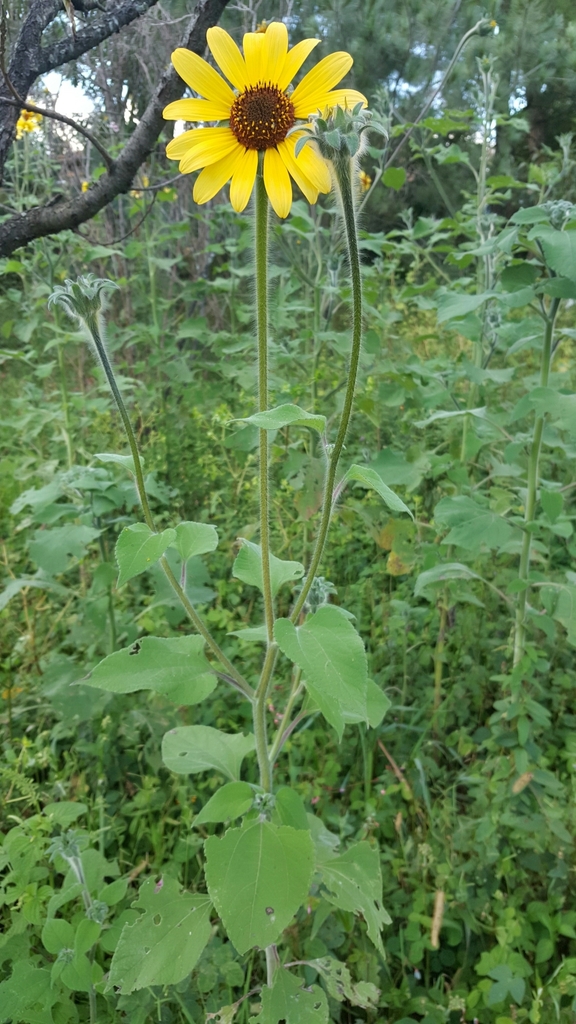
{"left": 0, "top": 0, "right": 161, "bottom": 175}
{"left": 0, "top": 0, "right": 229, "bottom": 257}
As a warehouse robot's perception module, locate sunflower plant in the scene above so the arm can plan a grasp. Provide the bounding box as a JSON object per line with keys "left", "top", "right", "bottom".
{"left": 49, "top": 21, "right": 408, "bottom": 1021}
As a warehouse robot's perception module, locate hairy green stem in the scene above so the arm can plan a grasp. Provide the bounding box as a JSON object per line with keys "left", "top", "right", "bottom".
{"left": 255, "top": 169, "right": 275, "bottom": 644}
{"left": 269, "top": 669, "right": 303, "bottom": 766}
{"left": 253, "top": 643, "right": 278, "bottom": 794}
{"left": 291, "top": 154, "right": 362, "bottom": 622}
{"left": 513, "top": 298, "right": 560, "bottom": 665}
{"left": 87, "top": 320, "right": 253, "bottom": 699}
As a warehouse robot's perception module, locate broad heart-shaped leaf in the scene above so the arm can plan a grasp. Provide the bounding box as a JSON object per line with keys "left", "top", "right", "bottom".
{"left": 343, "top": 465, "right": 413, "bottom": 518}
{"left": 320, "top": 842, "right": 390, "bottom": 957}
{"left": 172, "top": 521, "right": 218, "bottom": 561}
{"left": 115, "top": 523, "right": 176, "bottom": 586}
{"left": 162, "top": 725, "right": 255, "bottom": 781}
{"left": 233, "top": 540, "right": 304, "bottom": 597}
{"left": 511, "top": 386, "right": 576, "bottom": 437}
{"left": 434, "top": 496, "right": 517, "bottom": 551}
{"left": 253, "top": 967, "right": 329, "bottom": 1024}
{"left": 343, "top": 679, "right": 391, "bottom": 729}
{"left": 82, "top": 635, "right": 215, "bottom": 706}
{"left": 240, "top": 404, "right": 326, "bottom": 434}
{"left": 194, "top": 782, "right": 254, "bottom": 826}
{"left": 274, "top": 607, "right": 368, "bottom": 740}
{"left": 529, "top": 226, "right": 576, "bottom": 280}
{"left": 204, "top": 821, "right": 314, "bottom": 954}
{"left": 106, "top": 876, "right": 211, "bottom": 994}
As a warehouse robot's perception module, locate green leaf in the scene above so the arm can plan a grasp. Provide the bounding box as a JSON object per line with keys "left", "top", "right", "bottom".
{"left": 115, "top": 523, "right": 176, "bottom": 587}
{"left": 365, "top": 679, "right": 391, "bottom": 728}
{"left": 240, "top": 404, "right": 326, "bottom": 433}
{"left": 414, "top": 406, "right": 487, "bottom": 428}
{"left": 162, "top": 725, "right": 255, "bottom": 780}
{"left": 436, "top": 291, "right": 494, "bottom": 322}
{"left": 233, "top": 540, "right": 304, "bottom": 597}
{"left": 82, "top": 635, "right": 215, "bottom": 705}
{"left": 530, "top": 227, "right": 576, "bottom": 280}
{"left": 538, "top": 277, "right": 576, "bottom": 298}
{"left": 382, "top": 167, "right": 406, "bottom": 190}
{"left": 274, "top": 787, "right": 309, "bottom": 831}
{"left": 310, "top": 957, "right": 380, "bottom": 1009}
{"left": 320, "top": 841, "right": 390, "bottom": 957}
{"left": 29, "top": 524, "right": 100, "bottom": 575}
{"left": 204, "top": 821, "right": 314, "bottom": 954}
{"left": 173, "top": 521, "right": 218, "bottom": 561}
{"left": 253, "top": 967, "right": 329, "bottom": 1023}
{"left": 194, "top": 782, "right": 254, "bottom": 825}
{"left": 500, "top": 263, "right": 540, "bottom": 292}
{"left": 343, "top": 464, "right": 412, "bottom": 518}
{"left": 0, "top": 962, "right": 53, "bottom": 1021}
{"left": 541, "top": 584, "right": 576, "bottom": 646}
{"left": 106, "top": 876, "right": 212, "bottom": 994}
{"left": 274, "top": 607, "right": 368, "bottom": 739}
{"left": 0, "top": 576, "right": 67, "bottom": 613}
{"left": 94, "top": 452, "right": 141, "bottom": 473}
{"left": 541, "top": 490, "right": 563, "bottom": 523}
{"left": 510, "top": 206, "right": 550, "bottom": 225}
{"left": 228, "top": 624, "right": 268, "bottom": 642}
{"left": 434, "top": 496, "right": 516, "bottom": 550}
{"left": 414, "top": 562, "right": 484, "bottom": 598}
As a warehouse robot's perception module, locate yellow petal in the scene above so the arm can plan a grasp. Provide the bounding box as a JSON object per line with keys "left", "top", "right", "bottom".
{"left": 163, "top": 98, "right": 231, "bottom": 121}
{"left": 242, "top": 32, "right": 265, "bottom": 82}
{"left": 167, "top": 126, "right": 235, "bottom": 161}
{"left": 193, "top": 147, "right": 244, "bottom": 204}
{"left": 292, "top": 52, "right": 353, "bottom": 114}
{"left": 264, "top": 146, "right": 292, "bottom": 218}
{"left": 312, "top": 87, "right": 367, "bottom": 112}
{"left": 260, "top": 22, "right": 288, "bottom": 85}
{"left": 207, "top": 26, "right": 249, "bottom": 90}
{"left": 178, "top": 129, "right": 239, "bottom": 174}
{"left": 277, "top": 136, "right": 320, "bottom": 204}
{"left": 278, "top": 38, "right": 320, "bottom": 91}
{"left": 229, "top": 148, "right": 258, "bottom": 212}
{"left": 171, "top": 48, "right": 235, "bottom": 107}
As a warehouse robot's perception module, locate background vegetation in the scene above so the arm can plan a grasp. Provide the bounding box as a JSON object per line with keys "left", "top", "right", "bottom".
{"left": 2, "top": 0, "right": 576, "bottom": 1022}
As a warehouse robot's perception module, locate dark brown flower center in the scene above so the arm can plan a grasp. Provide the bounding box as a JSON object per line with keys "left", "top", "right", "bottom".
{"left": 230, "top": 83, "right": 295, "bottom": 150}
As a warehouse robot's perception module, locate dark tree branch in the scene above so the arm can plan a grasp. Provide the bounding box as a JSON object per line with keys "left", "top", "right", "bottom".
{"left": 0, "top": 0, "right": 230, "bottom": 258}
{"left": 38, "top": 0, "right": 159, "bottom": 75}
{"left": 0, "top": 0, "right": 160, "bottom": 174}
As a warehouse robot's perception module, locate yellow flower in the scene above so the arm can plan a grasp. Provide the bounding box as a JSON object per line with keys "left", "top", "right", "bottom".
{"left": 163, "top": 22, "right": 366, "bottom": 218}
{"left": 16, "top": 108, "right": 43, "bottom": 140}
{"left": 358, "top": 170, "right": 372, "bottom": 191}
{"left": 81, "top": 180, "right": 89, "bottom": 192}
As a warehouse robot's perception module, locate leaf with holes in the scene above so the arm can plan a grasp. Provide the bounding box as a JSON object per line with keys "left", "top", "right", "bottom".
{"left": 320, "top": 842, "right": 390, "bottom": 957}
{"left": 204, "top": 821, "right": 314, "bottom": 954}
{"left": 82, "top": 635, "right": 215, "bottom": 705}
{"left": 252, "top": 967, "right": 329, "bottom": 1023}
{"left": 310, "top": 958, "right": 380, "bottom": 1010}
{"left": 115, "top": 523, "right": 176, "bottom": 586}
{"left": 162, "top": 725, "right": 255, "bottom": 781}
{"left": 106, "top": 876, "right": 212, "bottom": 994}
{"left": 233, "top": 540, "right": 304, "bottom": 597}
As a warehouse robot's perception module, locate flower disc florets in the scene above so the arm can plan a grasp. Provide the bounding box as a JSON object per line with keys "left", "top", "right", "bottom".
{"left": 230, "top": 83, "right": 295, "bottom": 149}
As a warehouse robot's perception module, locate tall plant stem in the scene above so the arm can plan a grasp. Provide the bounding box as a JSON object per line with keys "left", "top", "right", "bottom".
{"left": 88, "top": 320, "right": 253, "bottom": 699}
{"left": 291, "top": 155, "right": 362, "bottom": 622}
{"left": 512, "top": 298, "right": 560, "bottom": 666}
{"left": 255, "top": 169, "right": 275, "bottom": 643}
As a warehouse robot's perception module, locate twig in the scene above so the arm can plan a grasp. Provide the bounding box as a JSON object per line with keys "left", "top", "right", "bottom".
{"left": 1, "top": 96, "right": 114, "bottom": 171}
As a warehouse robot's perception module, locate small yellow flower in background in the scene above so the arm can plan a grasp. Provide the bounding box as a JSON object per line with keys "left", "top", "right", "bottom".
{"left": 81, "top": 180, "right": 89, "bottom": 192}
{"left": 163, "top": 22, "right": 366, "bottom": 218}
{"left": 16, "top": 108, "right": 43, "bottom": 140}
{"left": 358, "top": 170, "right": 372, "bottom": 191}
{"left": 142, "top": 175, "right": 150, "bottom": 188}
